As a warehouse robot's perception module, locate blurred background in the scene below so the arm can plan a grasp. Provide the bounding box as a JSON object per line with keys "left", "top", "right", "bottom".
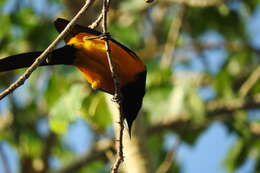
{"left": 0, "top": 0, "right": 260, "bottom": 173}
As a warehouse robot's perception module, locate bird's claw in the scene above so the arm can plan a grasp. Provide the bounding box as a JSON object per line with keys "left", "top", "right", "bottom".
{"left": 100, "top": 32, "right": 111, "bottom": 41}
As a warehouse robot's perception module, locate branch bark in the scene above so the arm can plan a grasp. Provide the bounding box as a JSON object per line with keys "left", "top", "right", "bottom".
{"left": 100, "top": 0, "right": 125, "bottom": 172}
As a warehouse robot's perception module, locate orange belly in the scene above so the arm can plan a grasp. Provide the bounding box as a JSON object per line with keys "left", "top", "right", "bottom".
{"left": 68, "top": 33, "right": 146, "bottom": 94}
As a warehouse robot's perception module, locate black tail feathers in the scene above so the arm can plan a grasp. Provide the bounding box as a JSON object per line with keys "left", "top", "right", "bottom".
{"left": 0, "top": 45, "right": 76, "bottom": 72}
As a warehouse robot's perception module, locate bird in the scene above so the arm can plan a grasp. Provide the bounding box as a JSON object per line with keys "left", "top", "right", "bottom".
{"left": 0, "top": 18, "right": 147, "bottom": 135}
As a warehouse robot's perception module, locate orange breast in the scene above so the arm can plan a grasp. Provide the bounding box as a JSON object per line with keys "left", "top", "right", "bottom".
{"left": 68, "top": 33, "right": 146, "bottom": 94}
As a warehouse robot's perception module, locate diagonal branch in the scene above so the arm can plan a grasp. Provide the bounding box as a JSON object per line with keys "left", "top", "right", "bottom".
{"left": 160, "top": 3, "right": 186, "bottom": 68}
{"left": 88, "top": 13, "right": 103, "bottom": 29}
{"left": 239, "top": 66, "right": 260, "bottom": 97}
{"left": 156, "top": 137, "right": 180, "bottom": 173}
{"left": 53, "top": 139, "right": 114, "bottom": 173}
{"left": 0, "top": 0, "right": 95, "bottom": 100}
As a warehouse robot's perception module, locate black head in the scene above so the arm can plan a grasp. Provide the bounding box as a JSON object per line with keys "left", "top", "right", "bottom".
{"left": 121, "top": 71, "right": 147, "bottom": 135}
{"left": 54, "top": 18, "right": 101, "bottom": 42}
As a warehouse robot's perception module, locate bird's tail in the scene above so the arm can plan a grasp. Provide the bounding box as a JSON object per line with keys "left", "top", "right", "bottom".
{"left": 0, "top": 45, "right": 76, "bottom": 72}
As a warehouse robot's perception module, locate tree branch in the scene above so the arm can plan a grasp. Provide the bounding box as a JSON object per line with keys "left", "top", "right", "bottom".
{"left": 0, "top": 0, "right": 95, "bottom": 100}
{"left": 160, "top": 3, "right": 186, "bottom": 68}
{"left": 165, "top": 0, "right": 226, "bottom": 7}
{"left": 100, "top": 0, "right": 125, "bottom": 172}
{"left": 207, "top": 94, "right": 260, "bottom": 115}
{"left": 41, "top": 132, "right": 57, "bottom": 173}
{"left": 88, "top": 13, "right": 103, "bottom": 29}
{"left": 156, "top": 137, "right": 180, "bottom": 173}
{"left": 54, "top": 139, "right": 114, "bottom": 173}
{"left": 239, "top": 66, "right": 260, "bottom": 97}
{"left": 149, "top": 94, "right": 260, "bottom": 135}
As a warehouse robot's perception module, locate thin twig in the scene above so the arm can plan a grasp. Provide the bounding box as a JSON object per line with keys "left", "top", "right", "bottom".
{"left": 165, "top": 0, "right": 225, "bottom": 7}
{"left": 156, "top": 137, "right": 180, "bottom": 173}
{"left": 102, "top": 0, "right": 121, "bottom": 98}
{"left": 111, "top": 114, "right": 124, "bottom": 173}
{"left": 41, "top": 132, "right": 56, "bottom": 172}
{"left": 160, "top": 3, "right": 186, "bottom": 68}
{"left": 0, "top": 0, "right": 95, "bottom": 100}
{"left": 54, "top": 139, "right": 114, "bottom": 173}
{"left": 0, "top": 143, "right": 11, "bottom": 173}
{"left": 88, "top": 13, "right": 103, "bottom": 29}
{"left": 100, "top": 0, "right": 125, "bottom": 172}
{"left": 239, "top": 66, "right": 260, "bottom": 97}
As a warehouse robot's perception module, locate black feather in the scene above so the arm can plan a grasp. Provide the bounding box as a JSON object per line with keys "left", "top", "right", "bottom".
{"left": 0, "top": 45, "right": 76, "bottom": 72}
{"left": 121, "top": 71, "right": 147, "bottom": 136}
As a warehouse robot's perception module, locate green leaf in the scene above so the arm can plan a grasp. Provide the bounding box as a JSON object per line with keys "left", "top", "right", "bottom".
{"left": 146, "top": 62, "right": 172, "bottom": 89}
{"left": 187, "top": 88, "right": 206, "bottom": 123}
{"left": 78, "top": 161, "right": 104, "bottom": 173}
{"left": 110, "top": 22, "right": 140, "bottom": 49}
{"left": 187, "top": 6, "right": 246, "bottom": 39}
{"left": 148, "top": 135, "right": 164, "bottom": 165}
{"left": 20, "top": 131, "right": 43, "bottom": 157}
{"left": 80, "top": 93, "right": 112, "bottom": 131}
{"left": 224, "top": 138, "right": 253, "bottom": 172}
{"left": 49, "top": 85, "right": 86, "bottom": 134}
{"left": 224, "top": 138, "right": 244, "bottom": 172}
{"left": 250, "top": 138, "right": 260, "bottom": 159}
{"left": 214, "top": 69, "right": 234, "bottom": 99}
{"left": 143, "top": 84, "right": 173, "bottom": 123}
{"left": 44, "top": 70, "right": 78, "bottom": 107}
